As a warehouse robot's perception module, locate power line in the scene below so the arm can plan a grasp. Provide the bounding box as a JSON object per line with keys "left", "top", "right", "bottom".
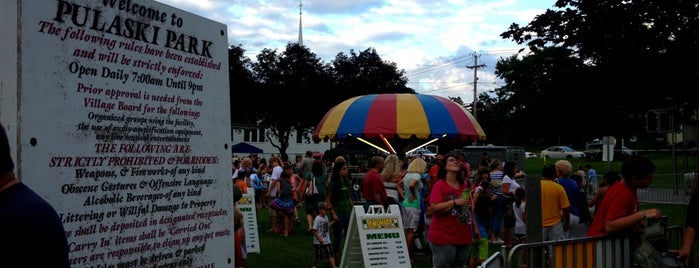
{"left": 479, "top": 48, "right": 523, "bottom": 56}
{"left": 405, "top": 55, "right": 472, "bottom": 76}
{"left": 416, "top": 84, "right": 467, "bottom": 93}
{"left": 405, "top": 48, "right": 522, "bottom": 76}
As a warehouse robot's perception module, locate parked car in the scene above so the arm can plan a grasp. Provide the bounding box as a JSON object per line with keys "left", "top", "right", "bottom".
{"left": 585, "top": 143, "right": 637, "bottom": 160}
{"left": 540, "top": 146, "right": 586, "bottom": 159}
{"left": 525, "top": 151, "right": 537, "bottom": 159}
{"left": 406, "top": 147, "right": 437, "bottom": 158}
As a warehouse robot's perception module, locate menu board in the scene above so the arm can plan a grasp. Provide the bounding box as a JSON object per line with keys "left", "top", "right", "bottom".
{"left": 237, "top": 188, "right": 260, "bottom": 253}
{"left": 8, "top": 0, "right": 232, "bottom": 267}
{"left": 341, "top": 205, "right": 411, "bottom": 268}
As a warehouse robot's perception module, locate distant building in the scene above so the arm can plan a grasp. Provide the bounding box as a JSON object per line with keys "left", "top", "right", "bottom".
{"left": 231, "top": 124, "right": 331, "bottom": 161}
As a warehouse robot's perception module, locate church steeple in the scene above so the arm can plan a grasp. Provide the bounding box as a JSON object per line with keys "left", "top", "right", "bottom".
{"left": 298, "top": 1, "right": 303, "bottom": 46}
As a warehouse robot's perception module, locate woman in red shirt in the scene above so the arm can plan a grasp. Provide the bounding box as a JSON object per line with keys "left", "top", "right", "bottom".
{"left": 427, "top": 153, "right": 475, "bottom": 268}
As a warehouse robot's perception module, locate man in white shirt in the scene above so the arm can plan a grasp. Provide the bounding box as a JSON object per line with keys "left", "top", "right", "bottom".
{"left": 266, "top": 156, "right": 284, "bottom": 233}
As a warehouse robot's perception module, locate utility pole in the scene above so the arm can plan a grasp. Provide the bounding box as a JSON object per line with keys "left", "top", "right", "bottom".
{"left": 466, "top": 53, "right": 485, "bottom": 119}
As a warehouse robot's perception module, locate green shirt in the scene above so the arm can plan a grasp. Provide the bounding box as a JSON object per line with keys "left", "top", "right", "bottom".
{"left": 401, "top": 172, "right": 424, "bottom": 209}
{"left": 328, "top": 177, "right": 352, "bottom": 216}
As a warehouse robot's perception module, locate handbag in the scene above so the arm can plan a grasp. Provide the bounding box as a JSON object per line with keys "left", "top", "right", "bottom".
{"left": 643, "top": 215, "right": 666, "bottom": 238}
{"left": 304, "top": 176, "right": 319, "bottom": 197}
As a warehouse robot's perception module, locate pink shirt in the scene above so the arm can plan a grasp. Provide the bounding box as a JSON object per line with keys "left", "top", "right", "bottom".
{"left": 427, "top": 179, "right": 473, "bottom": 245}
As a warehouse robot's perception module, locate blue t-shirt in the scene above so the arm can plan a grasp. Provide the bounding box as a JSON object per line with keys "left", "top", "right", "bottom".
{"left": 557, "top": 177, "right": 581, "bottom": 217}
{"left": 587, "top": 168, "right": 598, "bottom": 183}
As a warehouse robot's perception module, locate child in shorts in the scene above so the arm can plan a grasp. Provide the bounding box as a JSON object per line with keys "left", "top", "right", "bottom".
{"left": 311, "top": 201, "right": 336, "bottom": 268}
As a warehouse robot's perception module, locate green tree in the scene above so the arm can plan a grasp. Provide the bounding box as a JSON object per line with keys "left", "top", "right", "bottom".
{"left": 228, "top": 44, "right": 257, "bottom": 125}
{"left": 251, "top": 43, "right": 332, "bottom": 158}
{"left": 487, "top": 47, "right": 588, "bottom": 146}
{"left": 331, "top": 48, "right": 414, "bottom": 100}
{"left": 231, "top": 44, "right": 417, "bottom": 157}
{"left": 495, "top": 0, "right": 699, "bottom": 145}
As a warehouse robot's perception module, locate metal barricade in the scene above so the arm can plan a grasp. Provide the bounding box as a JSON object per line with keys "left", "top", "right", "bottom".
{"left": 638, "top": 173, "right": 693, "bottom": 204}
{"left": 503, "top": 236, "right": 632, "bottom": 268}
{"left": 479, "top": 251, "right": 503, "bottom": 268}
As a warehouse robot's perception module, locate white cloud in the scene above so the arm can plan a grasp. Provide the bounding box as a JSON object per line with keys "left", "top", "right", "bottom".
{"left": 157, "top": 0, "right": 550, "bottom": 102}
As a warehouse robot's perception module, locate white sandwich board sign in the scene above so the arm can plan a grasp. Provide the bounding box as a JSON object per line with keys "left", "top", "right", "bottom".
{"left": 0, "top": 0, "right": 232, "bottom": 266}
{"left": 237, "top": 188, "right": 260, "bottom": 253}
{"left": 341, "top": 205, "right": 411, "bottom": 268}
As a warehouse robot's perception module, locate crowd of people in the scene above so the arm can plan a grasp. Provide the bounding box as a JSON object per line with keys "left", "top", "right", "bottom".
{"left": 232, "top": 148, "right": 699, "bottom": 268}
{"left": 232, "top": 151, "right": 355, "bottom": 267}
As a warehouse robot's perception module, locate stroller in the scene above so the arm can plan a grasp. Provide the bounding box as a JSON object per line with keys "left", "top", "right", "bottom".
{"left": 633, "top": 215, "right": 686, "bottom": 268}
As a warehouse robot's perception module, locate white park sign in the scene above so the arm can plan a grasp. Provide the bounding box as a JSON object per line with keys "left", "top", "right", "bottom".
{"left": 1, "top": 0, "right": 232, "bottom": 267}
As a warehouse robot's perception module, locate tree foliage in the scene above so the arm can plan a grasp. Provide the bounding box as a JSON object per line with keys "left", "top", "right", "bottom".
{"left": 231, "top": 44, "right": 412, "bottom": 157}
{"left": 247, "top": 43, "right": 333, "bottom": 156}
{"left": 332, "top": 48, "right": 414, "bottom": 98}
{"left": 488, "top": 0, "right": 699, "bottom": 146}
{"left": 228, "top": 44, "right": 256, "bottom": 125}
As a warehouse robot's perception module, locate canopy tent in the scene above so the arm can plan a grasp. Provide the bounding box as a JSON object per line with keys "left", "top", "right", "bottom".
{"left": 312, "top": 94, "right": 486, "bottom": 154}
{"left": 313, "top": 93, "right": 486, "bottom": 141}
{"left": 230, "top": 142, "right": 263, "bottom": 154}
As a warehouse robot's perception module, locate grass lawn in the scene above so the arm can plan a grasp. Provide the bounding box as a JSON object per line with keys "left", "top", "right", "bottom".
{"left": 245, "top": 206, "right": 434, "bottom": 268}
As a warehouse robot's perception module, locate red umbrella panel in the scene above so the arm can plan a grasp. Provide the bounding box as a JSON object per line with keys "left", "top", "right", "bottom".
{"left": 312, "top": 94, "right": 486, "bottom": 142}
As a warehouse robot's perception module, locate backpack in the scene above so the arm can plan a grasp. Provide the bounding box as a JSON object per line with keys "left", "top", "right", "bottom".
{"left": 251, "top": 174, "right": 263, "bottom": 190}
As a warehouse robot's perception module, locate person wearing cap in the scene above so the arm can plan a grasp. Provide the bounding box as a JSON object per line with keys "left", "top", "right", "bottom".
{"left": 0, "top": 123, "right": 69, "bottom": 266}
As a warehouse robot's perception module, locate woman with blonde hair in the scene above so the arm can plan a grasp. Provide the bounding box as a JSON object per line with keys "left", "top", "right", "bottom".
{"left": 233, "top": 157, "right": 254, "bottom": 193}
{"left": 381, "top": 154, "right": 405, "bottom": 206}
{"left": 402, "top": 157, "right": 427, "bottom": 263}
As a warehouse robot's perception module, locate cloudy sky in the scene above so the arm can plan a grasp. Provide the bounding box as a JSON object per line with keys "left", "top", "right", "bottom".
{"left": 157, "top": 0, "right": 553, "bottom": 103}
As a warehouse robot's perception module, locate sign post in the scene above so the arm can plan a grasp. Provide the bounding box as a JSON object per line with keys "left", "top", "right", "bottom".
{"left": 602, "top": 136, "right": 615, "bottom": 162}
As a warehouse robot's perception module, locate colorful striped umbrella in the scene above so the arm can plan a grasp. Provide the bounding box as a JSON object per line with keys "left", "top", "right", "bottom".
{"left": 312, "top": 93, "right": 486, "bottom": 141}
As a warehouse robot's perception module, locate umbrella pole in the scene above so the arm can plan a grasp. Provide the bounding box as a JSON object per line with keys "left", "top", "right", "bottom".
{"left": 405, "top": 134, "right": 447, "bottom": 155}
{"left": 379, "top": 134, "right": 396, "bottom": 154}
{"left": 350, "top": 135, "right": 391, "bottom": 154}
